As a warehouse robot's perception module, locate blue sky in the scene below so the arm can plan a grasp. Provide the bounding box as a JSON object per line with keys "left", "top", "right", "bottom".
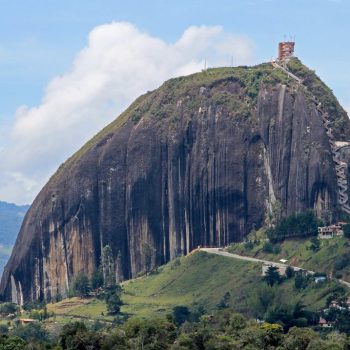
{"left": 1, "top": 0, "right": 349, "bottom": 204}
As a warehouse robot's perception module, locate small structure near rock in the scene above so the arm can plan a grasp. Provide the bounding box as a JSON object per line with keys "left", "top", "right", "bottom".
{"left": 314, "top": 276, "right": 327, "bottom": 284}
{"left": 319, "top": 317, "right": 333, "bottom": 328}
{"left": 18, "top": 318, "right": 36, "bottom": 325}
{"left": 318, "top": 223, "right": 345, "bottom": 239}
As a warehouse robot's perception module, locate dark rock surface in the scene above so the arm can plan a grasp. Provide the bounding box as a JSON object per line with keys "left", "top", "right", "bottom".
{"left": 1, "top": 60, "right": 350, "bottom": 303}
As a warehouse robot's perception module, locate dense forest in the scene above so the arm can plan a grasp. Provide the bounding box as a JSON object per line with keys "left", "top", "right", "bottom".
{"left": 1, "top": 304, "right": 350, "bottom": 349}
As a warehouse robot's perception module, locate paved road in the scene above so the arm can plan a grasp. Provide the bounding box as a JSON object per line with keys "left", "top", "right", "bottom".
{"left": 201, "top": 248, "right": 350, "bottom": 289}
{"left": 200, "top": 248, "right": 314, "bottom": 274}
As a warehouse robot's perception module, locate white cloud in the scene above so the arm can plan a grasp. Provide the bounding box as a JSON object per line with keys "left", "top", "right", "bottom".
{"left": 0, "top": 22, "right": 255, "bottom": 204}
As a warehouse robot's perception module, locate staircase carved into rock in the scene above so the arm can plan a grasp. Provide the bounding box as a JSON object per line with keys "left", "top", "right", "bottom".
{"left": 271, "top": 61, "right": 350, "bottom": 216}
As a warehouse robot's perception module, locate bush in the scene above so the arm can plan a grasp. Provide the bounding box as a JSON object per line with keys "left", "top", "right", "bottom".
{"left": 0, "top": 302, "right": 18, "bottom": 316}
{"left": 0, "top": 336, "right": 26, "bottom": 350}
{"left": 217, "top": 292, "right": 231, "bottom": 309}
{"left": 11, "top": 322, "right": 49, "bottom": 342}
{"left": 91, "top": 269, "right": 104, "bottom": 290}
{"left": 171, "top": 258, "right": 181, "bottom": 270}
{"left": 54, "top": 293, "right": 63, "bottom": 303}
{"left": 294, "top": 273, "right": 309, "bottom": 290}
{"left": 262, "top": 241, "right": 274, "bottom": 253}
{"left": 334, "top": 253, "right": 350, "bottom": 271}
{"left": 172, "top": 306, "right": 191, "bottom": 326}
{"left": 105, "top": 285, "right": 123, "bottom": 315}
{"left": 262, "top": 242, "right": 281, "bottom": 254}
{"left": 72, "top": 272, "right": 91, "bottom": 298}
{"left": 0, "top": 324, "right": 8, "bottom": 335}
{"left": 286, "top": 266, "right": 295, "bottom": 279}
{"left": 335, "top": 272, "right": 343, "bottom": 279}
{"left": 309, "top": 237, "right": 320, "bottom": 252}
{"left": 343, "top": 224, "right": 350, "bottom": 238}
{"left": 60, "top": 322, "right": 87, "bottom": 349}
{"left": 244, "top": 241, "right": 254, "bottom": 250}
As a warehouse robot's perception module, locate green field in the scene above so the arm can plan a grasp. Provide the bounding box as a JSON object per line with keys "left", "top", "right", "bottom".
{"left": 44, "top": 251, "right": 344, "bottom": 324}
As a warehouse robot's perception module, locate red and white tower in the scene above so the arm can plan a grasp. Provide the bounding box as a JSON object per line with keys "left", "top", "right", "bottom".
{"left": 278, "top": 42, "right": 295, "bottom": 60}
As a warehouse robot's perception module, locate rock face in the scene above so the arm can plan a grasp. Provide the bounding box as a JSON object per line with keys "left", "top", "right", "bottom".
{"left": 1, "top": 60, "right": 350, "bottom": 303}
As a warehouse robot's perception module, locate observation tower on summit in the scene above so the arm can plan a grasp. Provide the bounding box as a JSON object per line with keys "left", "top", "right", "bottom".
{"left": 278, "top": 41, "right": 295, "bottom": 61}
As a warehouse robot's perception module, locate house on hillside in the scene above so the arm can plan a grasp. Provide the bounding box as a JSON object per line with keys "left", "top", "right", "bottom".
{"left": 329, "top": 300, "right": 346, "bottom": 310}
{"left": 318, "top": 223, "right": 345, "bottom": 239}
{"left": 18, "top": 318, "right": 36, "bottom": 325}
{"left": 319, "top": 317, "right": 333, "bottom": 328}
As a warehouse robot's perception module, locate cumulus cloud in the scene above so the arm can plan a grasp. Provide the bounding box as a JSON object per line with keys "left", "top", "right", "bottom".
{"left": 0, "top": 22, "right": 255, "bottom": 204}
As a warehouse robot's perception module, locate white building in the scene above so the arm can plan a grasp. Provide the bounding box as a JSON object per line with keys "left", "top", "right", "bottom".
{"left": 318, "top": 223, "right": 345, "bottom": 239}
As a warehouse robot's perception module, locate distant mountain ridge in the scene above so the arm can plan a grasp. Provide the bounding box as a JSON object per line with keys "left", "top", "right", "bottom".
{"left": 0, "top": 201, "right": 29, "bottom": 276}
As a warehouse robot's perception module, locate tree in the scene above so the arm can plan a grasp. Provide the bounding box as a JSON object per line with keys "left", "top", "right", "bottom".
{"left": 251, "top": 284, "right": 277, "bottom": 317}
{"left": 286, "top": 266, "right": 295, "bottom": 279}
{"left": 343, "top": 224, "right": 350, "bottom": 238}
{"left": 143, "top": 243, "right": 155, "bottom": 275}
{"left": 309, "top": 237, "right": 320, "bottom": 252}
{"left": 264, "top": 266, "right": 281, "bottom": 286}
{"left": 217, "top": 292, "right": 231, "bottom": 309}
{"left": 101, "top": 245, "right": 115, "bottom": 287}
{"left": 60, "top": 322, "right": 87, "bottom": 349}
{"left": 123, "top": 317, "right": 176, "bottom": 349}
{"left": 334, "top": 253, "right": 350, "bottom": 271}
{"left": 283, "top": 327, "right": 318, "bottom": 350}
{"left": 260, "top": 323, "right": 284, "bottom": 348}
{"left": 172, "top": 306, "right": 191, "bottom": 326}
{"left": 294, "top": 272, "right": 308, "bottom": 290}
{"left": 227, "top": 313, "right": 247, "bottom": 335}
{"left": 11, "top": 322, "right": 49, "bottom": 343}
{"left": 101, "top": 329, "right": 127, "bottom": 349}
{"left": 268, "top": 210, "right": 322, "bottom": 241}
{"left": 91, "top": 268, "right": 104, "bottom": 290}
{"left": 105, "top": 284, "right": 123, "bottom": 315}
{"left": 270, "top": 200, "right": 282, "bottom": 227}
{"left": 72, "top": 272, "right": 91, "bottom": 298}
{"left": 0, "top": 302, "right": 18, "bottom": 316}
{"left": 0, "top": 324, "right": 8, "bottom": 335}
{"left": 265, "top": 301, "right": 314, "bottom": 332}
{"left": 0, "top": 336, "right": 26, "bottom": 350}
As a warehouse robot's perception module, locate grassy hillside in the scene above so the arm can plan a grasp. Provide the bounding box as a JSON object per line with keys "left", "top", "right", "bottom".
{"left": 228, "top": 237, "right": 350, "bottom": 281}
{"left": 44, "top": 251, "right": 346, "bottom": 325}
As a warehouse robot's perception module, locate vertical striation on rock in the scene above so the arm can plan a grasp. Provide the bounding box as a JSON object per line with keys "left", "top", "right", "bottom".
{"left": 1, "top": 59, "right": 350, "bottom": 303}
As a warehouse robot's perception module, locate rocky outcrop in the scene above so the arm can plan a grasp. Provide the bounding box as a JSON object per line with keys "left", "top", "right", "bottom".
{"left": 1, "top": 60, "right": 350, "bottom": 303}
